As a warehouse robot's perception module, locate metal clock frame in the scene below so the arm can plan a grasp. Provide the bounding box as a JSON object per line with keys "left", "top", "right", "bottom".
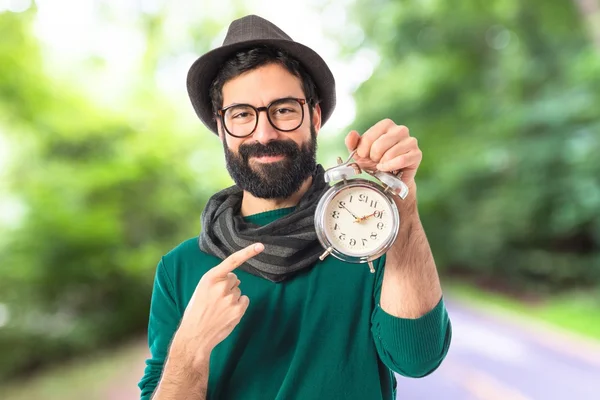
{"left": 315, "top": 178, "right": 401, "bottom": 271}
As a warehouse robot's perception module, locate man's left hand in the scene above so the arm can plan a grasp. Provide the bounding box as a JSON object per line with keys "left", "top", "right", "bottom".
{"left": 344, "top": 119, "right": 422, "bottom": 188}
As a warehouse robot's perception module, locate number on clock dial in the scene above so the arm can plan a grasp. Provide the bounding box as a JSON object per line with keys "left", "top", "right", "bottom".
{"left": 324, "top": 186, "right": 394, "bottom": 256}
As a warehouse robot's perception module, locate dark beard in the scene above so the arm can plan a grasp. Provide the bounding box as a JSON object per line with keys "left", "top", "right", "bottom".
{"left": 222, "top": 125, "right": 318, "bottom": 199}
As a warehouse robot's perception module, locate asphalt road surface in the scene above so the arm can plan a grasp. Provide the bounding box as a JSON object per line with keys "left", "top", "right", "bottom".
{"left": 395, "top": 300, "right": 600, "bottom": 400}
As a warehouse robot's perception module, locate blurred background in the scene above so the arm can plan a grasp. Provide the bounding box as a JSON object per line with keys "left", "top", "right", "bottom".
{"left": 1, "top": 0, "right": 599, "bottom": 399}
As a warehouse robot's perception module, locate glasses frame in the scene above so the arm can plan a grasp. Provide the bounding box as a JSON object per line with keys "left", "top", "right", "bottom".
{"left": 217, "top": 97, "right": 308, "bottom": 138}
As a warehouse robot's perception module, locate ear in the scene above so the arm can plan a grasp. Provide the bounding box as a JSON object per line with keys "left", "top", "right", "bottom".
{"left": 312, "top": 103, "right": 322, "bottom": 135}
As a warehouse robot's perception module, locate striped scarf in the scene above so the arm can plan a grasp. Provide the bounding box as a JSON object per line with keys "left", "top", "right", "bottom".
{"left": 198, "top": 165, "right": 328, "bottom": 282}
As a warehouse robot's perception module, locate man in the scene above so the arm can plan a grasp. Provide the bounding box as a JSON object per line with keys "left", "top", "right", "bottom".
{"left": 139, "top": 14, "right": 451, "bottom": 400}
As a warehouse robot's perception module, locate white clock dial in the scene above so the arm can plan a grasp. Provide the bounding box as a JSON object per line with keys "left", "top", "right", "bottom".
{"left": 323, "top": 185, "right": 395, "bottom": 257}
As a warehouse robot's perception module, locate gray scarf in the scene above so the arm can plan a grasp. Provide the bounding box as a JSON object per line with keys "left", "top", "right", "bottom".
{"left": 198, "top": 165, "right": 329, "bottom": 282}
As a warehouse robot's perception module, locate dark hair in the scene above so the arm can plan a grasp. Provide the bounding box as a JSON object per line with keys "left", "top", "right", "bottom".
{"left": 209, "top": 45, "right": 320, "bottom": 120}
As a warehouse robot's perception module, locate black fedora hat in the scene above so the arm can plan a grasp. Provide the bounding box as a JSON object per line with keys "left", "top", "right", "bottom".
{"left": 186, "top": 15, "right": 336, "bottom": 135}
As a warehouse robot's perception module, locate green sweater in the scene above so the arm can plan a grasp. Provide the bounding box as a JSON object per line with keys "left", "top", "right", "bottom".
{"left": 139, "top": 207, "right": 451, "bottom": 400}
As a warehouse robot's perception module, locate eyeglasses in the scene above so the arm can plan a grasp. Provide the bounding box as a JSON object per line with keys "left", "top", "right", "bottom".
{"left": 217, "top": 97, "right": 307, "bottom": 138}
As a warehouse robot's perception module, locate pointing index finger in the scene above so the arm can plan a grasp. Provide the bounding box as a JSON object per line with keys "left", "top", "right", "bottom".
{"left": 213, "top": 243, "right": 264, "bottom": 277}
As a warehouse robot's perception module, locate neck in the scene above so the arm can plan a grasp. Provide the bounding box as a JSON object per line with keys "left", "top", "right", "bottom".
{"left": 240, "top": 176, "right": 313, "bottom": 217}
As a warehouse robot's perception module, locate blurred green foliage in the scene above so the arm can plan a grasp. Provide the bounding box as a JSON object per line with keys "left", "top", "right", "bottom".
{"left": 0, "top": 8, "right": 228, "bottom": 381}
{"left": 336, "top": 0, "right": 600, "bottom": 292}
{"left": 1, "top": 0, "right": 600, "bottom": 385}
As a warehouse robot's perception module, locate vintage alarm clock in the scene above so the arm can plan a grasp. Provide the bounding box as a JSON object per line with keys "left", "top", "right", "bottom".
{"left": 315, "top": 150, "right": 409, "bottom": 273}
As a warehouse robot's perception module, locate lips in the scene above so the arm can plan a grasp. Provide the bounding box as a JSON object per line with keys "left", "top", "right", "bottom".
{"left": 252, "top": 154, "right": 286, "bottom": 163}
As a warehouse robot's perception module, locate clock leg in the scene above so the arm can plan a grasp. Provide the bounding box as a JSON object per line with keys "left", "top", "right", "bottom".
{"left": 319, "top": 247, "right": 333, "bottom": 261}
{"left": 368, "top": 260, "right": 375, "bottom": 273}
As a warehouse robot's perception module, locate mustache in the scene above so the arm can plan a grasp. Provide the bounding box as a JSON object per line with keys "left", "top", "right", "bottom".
{"left": 239, "top": 140, "right": 299, "bottom": 161}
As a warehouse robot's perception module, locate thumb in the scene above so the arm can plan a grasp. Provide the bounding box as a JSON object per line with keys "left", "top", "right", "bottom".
{"left": 345, "top": 130, "right": 361, "bottom": 152}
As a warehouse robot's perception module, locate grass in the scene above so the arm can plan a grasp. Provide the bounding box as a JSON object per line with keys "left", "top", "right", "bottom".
{"left": 445, "top": 281, "right": 600, "bottom": 341}
{"left": 0, "top": 338, "right": 148, "bottom": 400}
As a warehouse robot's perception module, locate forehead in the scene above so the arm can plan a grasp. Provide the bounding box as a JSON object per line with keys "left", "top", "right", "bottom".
{"left": 222, "top": 63, "right": 304, "bottom": 106}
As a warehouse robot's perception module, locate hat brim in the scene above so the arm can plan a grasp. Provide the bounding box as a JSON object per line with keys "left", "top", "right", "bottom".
{"left": 186, "top": 39, "right": 336, "bottom": 135}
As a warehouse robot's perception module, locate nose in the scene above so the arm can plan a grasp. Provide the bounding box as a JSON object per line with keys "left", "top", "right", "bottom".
{"left": 252, "top": 110, "right": 279, "bottom": 144}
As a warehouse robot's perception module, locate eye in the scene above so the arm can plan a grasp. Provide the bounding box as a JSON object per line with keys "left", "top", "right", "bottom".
{"left": 225, "top": 105, "right": 255, "bottom": 121}
{"left": 273, "top": 107, "right": 295, "bottom": 115}
{"left": 232, "top": 111, "right": 252, "bottom": 119}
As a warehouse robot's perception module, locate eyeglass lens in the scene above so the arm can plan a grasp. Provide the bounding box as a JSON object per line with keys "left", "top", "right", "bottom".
{"left": 223, "top": 98, "right": 304, "bottom": 137}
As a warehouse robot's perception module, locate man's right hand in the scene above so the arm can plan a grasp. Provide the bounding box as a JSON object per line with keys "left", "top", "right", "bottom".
{"left": 170, "top": 242, "right": 264, "bottom": 370}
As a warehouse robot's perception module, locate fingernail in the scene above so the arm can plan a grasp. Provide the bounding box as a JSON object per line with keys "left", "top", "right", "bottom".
{"left": 254, "top": 243, "right": 264, "bottom": 252}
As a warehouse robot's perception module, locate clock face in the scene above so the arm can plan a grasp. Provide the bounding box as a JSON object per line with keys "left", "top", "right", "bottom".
{"left": 322, "top": 184, "right": 397, "bottom": 258}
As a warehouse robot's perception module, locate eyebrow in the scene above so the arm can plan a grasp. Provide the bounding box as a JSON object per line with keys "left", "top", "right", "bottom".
{"left": 222, "top": 95, "right": 302, "bottom": 109}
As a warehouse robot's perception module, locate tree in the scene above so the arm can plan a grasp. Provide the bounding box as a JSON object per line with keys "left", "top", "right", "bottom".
{"left": 333, "top": 0, "right": 600, "bottom": 291}
{"left": 0, "top": 7, "right": 227, "bottom": 381}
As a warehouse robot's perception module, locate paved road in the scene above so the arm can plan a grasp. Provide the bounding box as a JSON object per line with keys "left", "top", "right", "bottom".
{"left": 395, "top": 300, "right": 600, "bottom": 400}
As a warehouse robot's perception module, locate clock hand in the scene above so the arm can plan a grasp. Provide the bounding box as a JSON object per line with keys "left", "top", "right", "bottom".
{"left": 356, "top": 210, "right": 381, "bottom": 223}
{"left": 339, "top": 204, "right": 360, "bottom": 221}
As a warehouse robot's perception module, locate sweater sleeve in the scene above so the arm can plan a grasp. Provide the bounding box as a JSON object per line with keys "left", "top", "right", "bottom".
{"left": 138, "top": 258, "right": 182, "bottom": 399}
{"left": 370, "top": 255, "right": 452, "bottom": 378}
